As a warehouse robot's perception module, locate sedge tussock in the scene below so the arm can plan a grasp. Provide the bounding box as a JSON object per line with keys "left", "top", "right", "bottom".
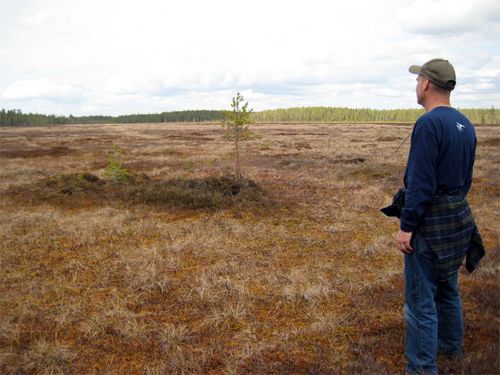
{"left": 280, "top": 269, "right": 332, "bottom": 304}
{"left": 119, "top": 245, "right": 177, "bottom": 293}
{"left": 360, "top": 235, "right": 392, "bottom": 257}
{"left": 79, "top": 300, "right": 147, "bottom": 340}
{"left": 309, "top": 311, "right": 350, "bottom": 334}
{"left": 155, "top": 322, "right": 190, "bottom": 354}
{"left": 200, "top": 302, "right": 249, "bottom": 331}
{"left": 192, "top": 272, "right": 249, "bottom": 304}
{"left": 16, "top": 339, "right": 76, "bottom": 375}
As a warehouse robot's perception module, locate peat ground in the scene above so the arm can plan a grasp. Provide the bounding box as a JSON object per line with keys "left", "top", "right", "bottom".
{"left": 0, "top": 122, "right": 498, "bottom": 374}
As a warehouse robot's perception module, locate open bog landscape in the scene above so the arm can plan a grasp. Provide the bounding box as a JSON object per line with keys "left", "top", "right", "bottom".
{"left": 0, "top": 122, "right": 498, "bottom": 374}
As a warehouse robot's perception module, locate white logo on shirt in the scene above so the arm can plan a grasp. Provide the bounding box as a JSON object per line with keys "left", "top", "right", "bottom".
{"left": 456, "top": 122, "right": 465, "bottom": 131}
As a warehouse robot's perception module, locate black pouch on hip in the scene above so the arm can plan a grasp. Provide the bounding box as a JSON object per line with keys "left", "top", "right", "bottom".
{"left": 380, "top": 188, "right": 406, "bottom": 218}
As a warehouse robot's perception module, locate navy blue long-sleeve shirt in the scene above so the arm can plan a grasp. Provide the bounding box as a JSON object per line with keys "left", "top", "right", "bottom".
{"left": 400, "top": 106, "right": 477, "bottom": 232}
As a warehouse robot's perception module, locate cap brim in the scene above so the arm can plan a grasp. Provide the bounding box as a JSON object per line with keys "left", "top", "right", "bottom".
{"left": 409, "top": 65, "right": 422, "bottom": 74}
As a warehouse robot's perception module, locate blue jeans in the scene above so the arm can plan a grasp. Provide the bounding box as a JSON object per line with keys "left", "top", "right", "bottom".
{"left": 404, "top": 232, "right": 464, "bottom": 374}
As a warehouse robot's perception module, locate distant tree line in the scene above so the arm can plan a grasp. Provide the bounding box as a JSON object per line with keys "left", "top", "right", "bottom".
{"left": 1, "top": 106, "right": 498, "bottom": 126}
{"left": 0, "top": 109, "right": 224, "bottom": 126}
{"left": 253, "top": 106, "right": 499, "bottom": 125}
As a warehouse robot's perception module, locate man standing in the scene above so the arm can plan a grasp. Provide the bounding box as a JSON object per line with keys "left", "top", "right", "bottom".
{"left": 395, "top": 59, "right": 484, "bottom": 374}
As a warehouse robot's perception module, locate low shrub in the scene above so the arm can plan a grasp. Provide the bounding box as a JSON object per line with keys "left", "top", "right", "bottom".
{"left": 7, "top": 174, "right": 267, "bottom": 210}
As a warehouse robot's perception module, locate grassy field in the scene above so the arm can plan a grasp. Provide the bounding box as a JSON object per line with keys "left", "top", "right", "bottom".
{"left": 0, "top": 122, "right": 498, "bottom": 374}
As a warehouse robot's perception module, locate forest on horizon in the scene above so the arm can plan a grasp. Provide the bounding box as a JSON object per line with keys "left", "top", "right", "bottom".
{"left": 0, "top": 106, "right": 498, "bottom": 126}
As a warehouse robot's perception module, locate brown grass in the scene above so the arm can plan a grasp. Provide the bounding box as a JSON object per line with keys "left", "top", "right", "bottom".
{"left": 0, "top": 122, "right": 498, "bottom": 374}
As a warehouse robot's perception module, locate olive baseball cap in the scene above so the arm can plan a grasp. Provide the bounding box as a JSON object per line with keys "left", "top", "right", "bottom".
{"left": 409, "top": 58, "right": 456, "bottom": 91}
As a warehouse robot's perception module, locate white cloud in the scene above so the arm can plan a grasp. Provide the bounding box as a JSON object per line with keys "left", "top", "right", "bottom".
{"left": 398, "top": 0, "right": 478, "bottom": 35}
{"left": 2, "top": 79, "right": 78, "bottom": 100}
{"left": 24, "top": 10, "right": 50, "bottom": 26}
{"left": 0, "top": 0, "right": 498, "bottom": 115}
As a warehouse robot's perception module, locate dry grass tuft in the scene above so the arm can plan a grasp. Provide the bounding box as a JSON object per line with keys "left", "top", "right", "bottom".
{"left": 155, "top": 322, "right": 189, "bottom": 352}
{"left": 361, "top": 235, "right": 392, "bottom": 256}
{"left": 280, "top": 268, "right": 332, "bottom": 303}
{"left": 79, "top": 299, "right": 147, "bottom": 340}
{"left": 4, "top": 339, "right": 77, "bottom": 375}
{"left": 120, "top": 245, "right": 177, "bottom": 293}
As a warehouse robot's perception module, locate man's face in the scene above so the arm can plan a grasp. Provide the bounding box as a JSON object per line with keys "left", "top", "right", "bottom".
{"left": 415, "top": 74, "right": 427, "bottom": 105}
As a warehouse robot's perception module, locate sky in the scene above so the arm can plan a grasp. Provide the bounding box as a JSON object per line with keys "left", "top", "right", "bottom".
{"left": 0, "top": 0, "right": 499, "bottom": 116}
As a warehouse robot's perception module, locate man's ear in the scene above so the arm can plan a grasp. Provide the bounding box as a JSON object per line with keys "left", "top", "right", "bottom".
{"left": 423, "top": 78, "right": 431, "bottom": 91}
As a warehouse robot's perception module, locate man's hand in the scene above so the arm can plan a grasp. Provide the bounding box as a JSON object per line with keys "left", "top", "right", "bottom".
{"left": 396, "top": 230, "right": 413, "bottom": 254}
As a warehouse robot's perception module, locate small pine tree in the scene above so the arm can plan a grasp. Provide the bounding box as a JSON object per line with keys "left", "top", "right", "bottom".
{"left": 103, "top": 145, "right": 131, "bottom": 183}
{"left": 221, "top": 92, "right": 254, "bottom": 178}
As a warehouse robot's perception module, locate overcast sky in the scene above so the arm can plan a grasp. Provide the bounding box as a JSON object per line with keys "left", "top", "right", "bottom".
{"left": 0, "top": 0, "right": 499, "bottom": 115}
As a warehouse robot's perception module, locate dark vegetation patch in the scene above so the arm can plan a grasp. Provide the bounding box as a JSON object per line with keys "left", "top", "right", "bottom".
{"left": 127, "top": 176, "right": 266, "bottom": 209}
{"left": 479, "top": 137, "right": 500, "bottom": 146}
{"left": 376, "top": 136, "right": 402, "bottom": 142}
{"left": 332, "top": 157, "right": 366, "bottom": 164}
{"left": 278, "top": 156, "right": 366, "bottom": 168}
{"left": 6, "top": 173, "right": 269, "bottom": 210}
{"left": 300, "top": 132, "right": 331, "bottom": 136}
{"left": 165, "top": 134, "right": 214, "bottom": 141}
{"left": 93, "top": 159, "right": 183, "bottom": 170}
{"left": 0, "top": 146, "right": 75, "bottom": 158}
{"left": 277, "top": 158, "right": 316, "bottom": 168}
{"left": 272, "top": 132, "right": 300, "bottom": 136}
{"left": 256, "top": 155, "right": 368, "bottom": 171}
{"left": 151, "top": 148, "right": 184, "bottom": 156}
{"left": 348, "top": 161, "right": 399, "bottom": 182}
{"left": 7, "top": 173, "right": 107, "bottom": 207}
{"left": 294, "top": 142, "right": 313, "bottom": 150}
{"left": 123, "top": 160, "right": 169, "bottom": 171}
{"left": 91, "top": 160, "right": 110, "bottom": 169}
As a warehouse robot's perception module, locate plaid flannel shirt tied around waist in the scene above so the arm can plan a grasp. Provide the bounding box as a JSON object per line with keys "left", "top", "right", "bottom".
{"left": 419, "top": 193, "right": 484, "bottom": 281}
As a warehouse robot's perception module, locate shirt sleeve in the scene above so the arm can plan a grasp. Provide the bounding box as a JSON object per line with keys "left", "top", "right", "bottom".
{"left": 400, "top": 118, "right": 438, "bottom": 232}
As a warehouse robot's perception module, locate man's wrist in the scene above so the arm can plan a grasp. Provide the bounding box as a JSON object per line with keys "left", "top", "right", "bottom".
{"left": 400, "top": 221, "right": 415, "bottom": 233}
